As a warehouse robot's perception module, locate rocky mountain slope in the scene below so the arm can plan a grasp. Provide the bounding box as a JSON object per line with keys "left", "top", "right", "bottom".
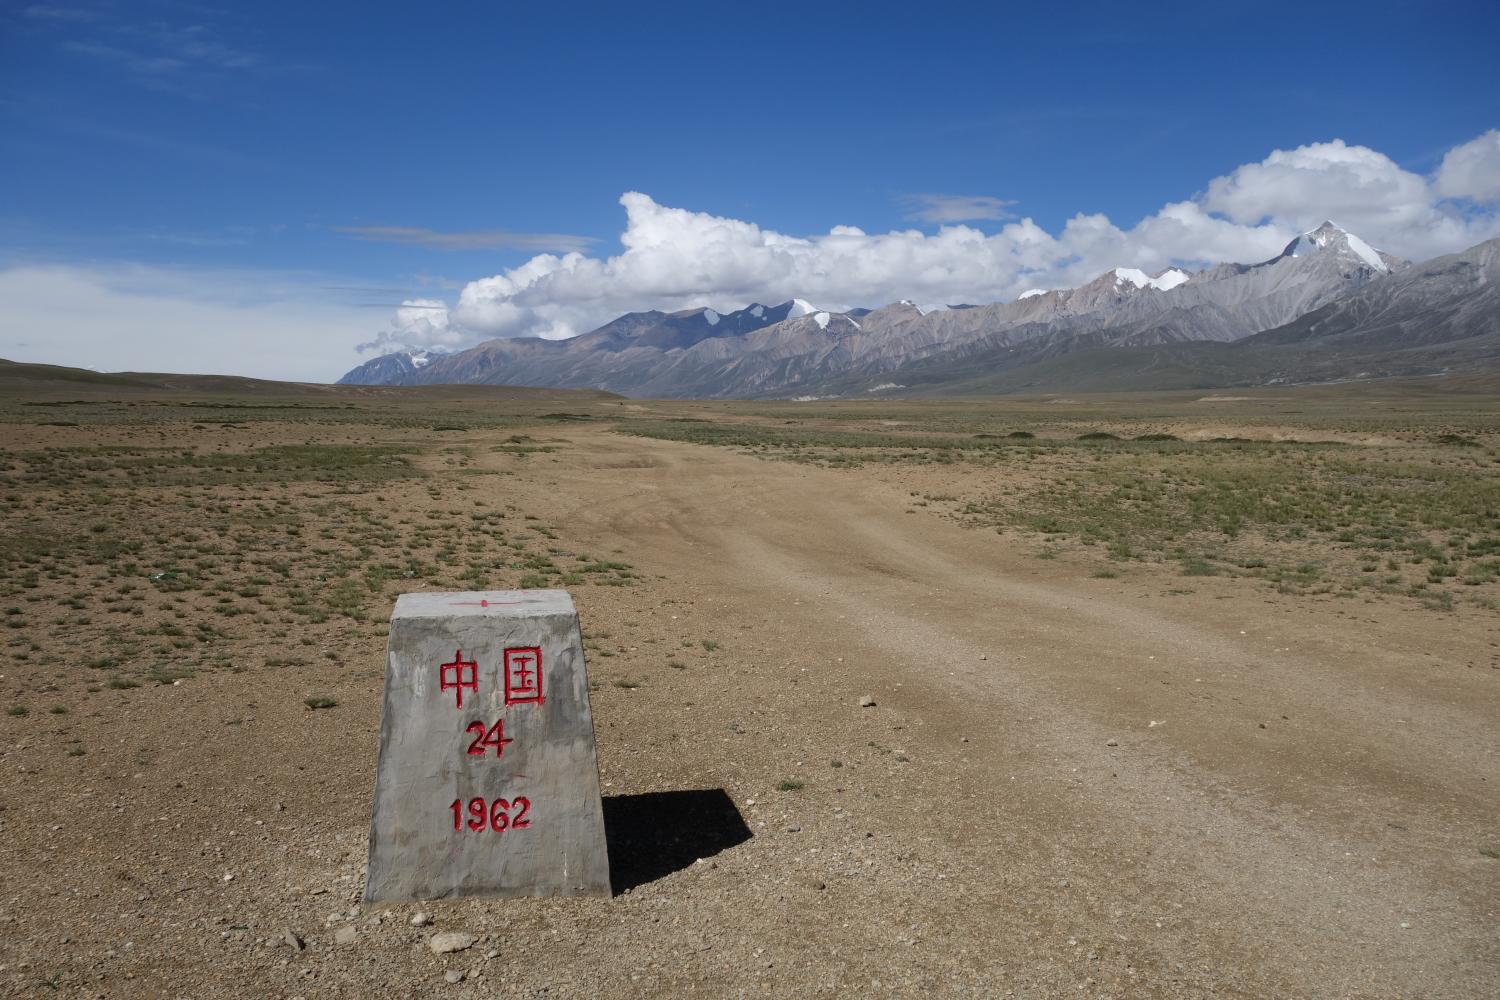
{"left": 338, "top": 222, "right": 1471, "bottom": 397}
{"left": 904, "top": 237, "right": 1500, "bottom": 395}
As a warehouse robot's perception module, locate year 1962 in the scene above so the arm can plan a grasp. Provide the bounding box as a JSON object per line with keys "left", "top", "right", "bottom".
{"left": 449, "top": 796, "right": 533, "bottom": 832}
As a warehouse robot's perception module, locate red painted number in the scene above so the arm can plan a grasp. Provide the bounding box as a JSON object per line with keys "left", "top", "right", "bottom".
{"left": 448, "top": 796, "right": 533, "bottom": 833}
{"left": 464, "top": 718, "right": 514, "bottom": 758}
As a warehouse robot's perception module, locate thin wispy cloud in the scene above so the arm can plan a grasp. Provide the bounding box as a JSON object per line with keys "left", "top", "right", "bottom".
{"left": 335, "top": 225, "right": 598, "bottom": 254}
{"left": 22, "top": 4, "right": 100, "bottom": 23}
{"left": 35, "top": 3, "right": 272, "bottom": 97}
{"left": 62, "top": 40, "right": 186, "bottom": 75}
{"left": 901, "top": 193, "right": 1018, "bottom": 224}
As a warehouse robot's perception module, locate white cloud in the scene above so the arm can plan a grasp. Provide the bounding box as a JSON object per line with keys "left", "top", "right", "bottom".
{"left": 1435, "top": 129, "right": 1500, "bottom": 203}
{"left": 367, "top": 131, "right": 1497, "bottom": 356}
{"left": 0, "top": 263, "right": 374, "bottom": 382}
{"left": 1199, "top": 137, "right": 1499, "bottom": 260}
{"left": 8, "top": 133, "right": 1497, "bottom": 381}
{"left": 356, "top": 298, "right": 463, "bottom": 355}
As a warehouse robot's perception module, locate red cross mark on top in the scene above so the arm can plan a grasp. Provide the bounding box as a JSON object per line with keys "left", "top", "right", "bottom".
{"left": 439, "top": 649, "right": 480, "bottom": 709}
{"left": 503, "top": 647, "right": 543, "bottom": 707}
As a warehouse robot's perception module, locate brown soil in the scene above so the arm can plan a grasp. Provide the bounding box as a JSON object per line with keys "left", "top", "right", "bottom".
{"left": 1, "top": 396, "right": 1496, "bottom": 998}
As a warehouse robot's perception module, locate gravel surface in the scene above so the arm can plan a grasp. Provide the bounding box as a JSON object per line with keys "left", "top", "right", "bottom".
{"left": 1, "top": 408, "right": 1496, "bottom": 998}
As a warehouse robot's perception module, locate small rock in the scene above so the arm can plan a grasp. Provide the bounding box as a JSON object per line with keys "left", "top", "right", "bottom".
{"left": 786, "top": 825, "right": 801, "bottom": 833}
{"left": 334, "top": 926, "right": 357, "bottom": 946}
{"left": 484, "top": 950, "right": 501, "bottom": 960}
{"left": 859, "top": 695, "right": 876, "bottom": 708}
{"left": 282, "top": 928, "right": 304, "bottom": 951}
{"left": 410, "top": 912, "right": 432, "bottom": 927}
{"left": 1105, "top": 739, "right": 1118, "bottom": 747}
{"left": 444, "top": 969, "right": 466, "bottom": 984}
{"left": 428, "top": 931, "right": 477, "bottom": 955}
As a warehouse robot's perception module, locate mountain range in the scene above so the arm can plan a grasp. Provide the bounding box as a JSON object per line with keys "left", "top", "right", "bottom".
{"left": 339, "top": 223, "right": 1500, "bottom": 396}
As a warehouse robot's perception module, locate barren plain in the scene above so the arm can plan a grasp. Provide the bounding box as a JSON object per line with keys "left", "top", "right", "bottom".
{"left": 0, "top": 373, "right": 1496, "bottom": 998}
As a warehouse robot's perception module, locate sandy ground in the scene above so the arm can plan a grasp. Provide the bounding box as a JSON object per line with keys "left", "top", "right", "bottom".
{"left": 2, "top": 420, "right": 1497, "bottom": 998}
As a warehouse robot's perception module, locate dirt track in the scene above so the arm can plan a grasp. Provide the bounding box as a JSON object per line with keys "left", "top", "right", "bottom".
{"left": 2, "top": 419, "right": 1497, "bottom": 998}
{"left": 537, "top": 427, "right": 1499, "bottom": 997}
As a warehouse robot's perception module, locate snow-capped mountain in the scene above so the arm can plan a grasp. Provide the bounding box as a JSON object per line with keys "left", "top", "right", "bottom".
{"left": 338, "top": 349, "right": 442, "bottom": 385}
{"left": 334, "top": 222, "right": 1474, "bottom": 398}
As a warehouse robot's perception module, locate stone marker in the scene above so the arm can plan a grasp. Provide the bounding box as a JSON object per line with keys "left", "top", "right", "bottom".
{"left": 364, "top": 590, "right": 610, "bottom": 901}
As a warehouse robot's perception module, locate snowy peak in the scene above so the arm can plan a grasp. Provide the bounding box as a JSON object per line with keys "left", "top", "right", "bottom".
{"left": 787, "top": 298, "right": 819, "bottom": 317}
{"left": 1112, "top": 266, "right": 1190, "bottom": 291}
{"left": 1279, "top": 221, "right": 1391, "bottom": 273}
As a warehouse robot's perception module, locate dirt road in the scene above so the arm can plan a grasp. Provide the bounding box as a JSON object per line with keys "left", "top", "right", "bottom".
{"left": 529, "top": 427, "right": 1498, "bottom": 997}
{"left": 2, "top": 418, "right": 1495, "bottom": 998}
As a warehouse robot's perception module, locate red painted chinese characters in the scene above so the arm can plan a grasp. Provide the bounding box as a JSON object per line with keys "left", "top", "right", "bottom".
{"left": 503, "top": 646, "right": 544, "bottom": 706}
{"left": 439, "top": 647, "right": 544, "bottom": 834}
{"left": 438, "top": 650, "right": 479, "bottom": 709}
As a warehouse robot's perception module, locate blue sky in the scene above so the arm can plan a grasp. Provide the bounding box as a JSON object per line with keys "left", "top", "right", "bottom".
{"left": 2, "top": 0, "right": 1498, "bottom": 379}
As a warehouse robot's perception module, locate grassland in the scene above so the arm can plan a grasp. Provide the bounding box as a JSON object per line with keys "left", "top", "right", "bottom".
{"left": 619, "top": 386, "right": 1500, "bottom": 611}
{"left": 1, "top": 371, "right": 1496, "bottom": 997}
{"left": 0, "top": 389, "right": 638, "bottom": 699}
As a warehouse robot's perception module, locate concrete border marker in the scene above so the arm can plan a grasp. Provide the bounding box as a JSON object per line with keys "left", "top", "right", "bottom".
{"left": 364, "top": 589, "right": 610, "bottom": 901}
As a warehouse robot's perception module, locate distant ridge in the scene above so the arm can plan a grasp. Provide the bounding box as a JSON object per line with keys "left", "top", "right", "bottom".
{"left": 331, "top": 221, "right": 1467, "bottom": 397}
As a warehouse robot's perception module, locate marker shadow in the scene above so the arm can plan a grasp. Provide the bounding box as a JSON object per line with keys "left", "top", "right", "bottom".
{"left": 602, "top": 789, "right": 752, "bottom": 895}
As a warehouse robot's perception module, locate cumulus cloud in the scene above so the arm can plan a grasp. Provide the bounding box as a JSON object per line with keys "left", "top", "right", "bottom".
{"left": 1199, "top": 137, "right": 1498, "bottom": 260}
{"left": 1435, "top": 130, "right": 1500, "bottom": 204}
{"left": 901, "top": 193, "right": 1017, "bottom": 223}
{"left": 356, "top": 298, "right": 465, "bottom": 355}
{"left": 351, "top": 130, "right": 1496, "bottom": 356}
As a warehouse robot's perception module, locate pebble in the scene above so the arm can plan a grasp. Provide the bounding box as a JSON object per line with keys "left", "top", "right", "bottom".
{"left": 410, "top": 912, "right": 432, "bottom": 927}
{"left": 428, "top": 931, "right": 477, "bottom": 955}
{"left": 859, "top": 695, "right": 876, "bottom": 708}
{"left": 444, "top": 969, "right": 466, "bottom": 984}
{"left": 1106, "top": 739, "right": 1119, "bottom": 747}
{"left": 334, "top": 926, "right": 357, "bottom": 946}
{"left": 282, "top": 928, "right": 304, "bottom": 951}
